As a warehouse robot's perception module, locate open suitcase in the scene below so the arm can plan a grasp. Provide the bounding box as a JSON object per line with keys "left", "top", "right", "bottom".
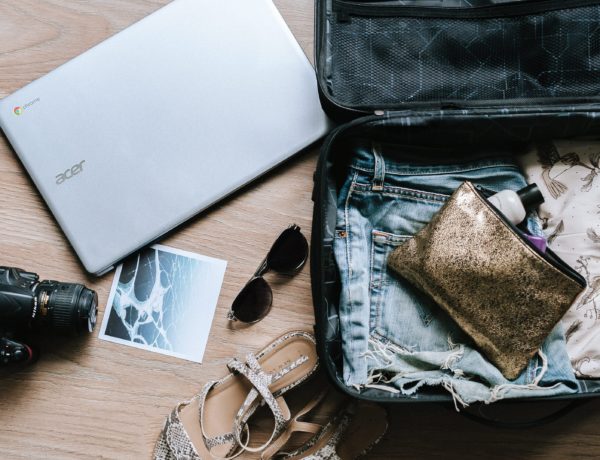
{"left": 310, "top": 0, "right": 600, "bottom": 425}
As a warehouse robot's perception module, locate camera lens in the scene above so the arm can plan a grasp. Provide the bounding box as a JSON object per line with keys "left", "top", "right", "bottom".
{"left": 35, "top": 282, "right": 98, "bottom": 335}
{"left": 78, "top": 287, "right": 98, "bottom": 333}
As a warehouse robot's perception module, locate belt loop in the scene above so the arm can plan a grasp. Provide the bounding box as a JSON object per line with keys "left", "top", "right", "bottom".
{"left": 372, "top": 143, "right": 385, "bottom": 191}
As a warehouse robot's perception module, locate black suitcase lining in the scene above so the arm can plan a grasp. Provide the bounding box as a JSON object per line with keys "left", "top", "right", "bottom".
{"left": 319, "top": 0, "right": 600, "bottom": 111}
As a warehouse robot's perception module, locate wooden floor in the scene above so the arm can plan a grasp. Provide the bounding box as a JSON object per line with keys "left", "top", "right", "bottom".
{"left": 2, "top": 1, "right": 600, "bottom": 459}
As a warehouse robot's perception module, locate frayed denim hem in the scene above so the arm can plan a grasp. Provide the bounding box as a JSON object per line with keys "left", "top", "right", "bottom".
{"left": 355, "top": 335, "right": 576, "bottom": 410}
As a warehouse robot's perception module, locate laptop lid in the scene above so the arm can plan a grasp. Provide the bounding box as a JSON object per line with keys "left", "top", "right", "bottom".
{"left": 0, "top": 0, "right": 330, "bottom": 275}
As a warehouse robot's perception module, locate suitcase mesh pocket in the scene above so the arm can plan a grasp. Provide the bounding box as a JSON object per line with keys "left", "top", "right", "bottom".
{"left": 328, "top": 3, "right": 600, "bottom": 108}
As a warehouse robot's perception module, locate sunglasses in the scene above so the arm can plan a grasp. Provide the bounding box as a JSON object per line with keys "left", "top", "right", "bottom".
{"left": 227, "top": 224, "right": 309, "bottom": 323}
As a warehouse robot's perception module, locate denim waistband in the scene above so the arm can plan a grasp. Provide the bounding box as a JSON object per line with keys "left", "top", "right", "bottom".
{"left": 349, "top": 145, "right": 519, "bottom": 177}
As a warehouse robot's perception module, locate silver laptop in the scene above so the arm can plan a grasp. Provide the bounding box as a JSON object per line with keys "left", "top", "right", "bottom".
{"left": 0, "top": 0, "right": 330, "bottom": 275}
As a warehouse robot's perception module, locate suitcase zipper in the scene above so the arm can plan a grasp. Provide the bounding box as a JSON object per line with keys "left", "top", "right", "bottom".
{"left": 334, "top": 0, "right": 600, "bottom": 20}
{"left": 474, "top": 185, "right": 586, "bottom": 288}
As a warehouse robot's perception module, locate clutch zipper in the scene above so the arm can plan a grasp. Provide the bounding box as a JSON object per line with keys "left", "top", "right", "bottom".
{"left": 334, "top": 0, "right": 600, "bottom": 20}
{"left": 474, "top": 185, "right": 586, "bottom": 288}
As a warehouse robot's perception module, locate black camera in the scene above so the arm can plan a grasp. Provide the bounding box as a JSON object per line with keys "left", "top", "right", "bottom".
{"left": 0, "top": 266, "right": 98, "bottom": 367}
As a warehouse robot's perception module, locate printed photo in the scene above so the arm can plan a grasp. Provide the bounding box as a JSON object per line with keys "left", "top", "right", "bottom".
{"left": 99, "top": 244, "right": 227, "bottom": 362}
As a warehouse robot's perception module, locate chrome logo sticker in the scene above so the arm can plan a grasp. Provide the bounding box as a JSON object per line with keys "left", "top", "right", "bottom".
{"left": 13, "top": 98, "right": 40, "bottom": 116}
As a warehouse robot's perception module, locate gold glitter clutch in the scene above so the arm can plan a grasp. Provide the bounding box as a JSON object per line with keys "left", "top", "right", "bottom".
{"left": 387, "top": 181, "right": 586, "bottom": 380}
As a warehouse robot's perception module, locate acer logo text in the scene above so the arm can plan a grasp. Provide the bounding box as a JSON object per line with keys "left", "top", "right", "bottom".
{"left": 56, "top": 160, "right": 86, "bottom": 185}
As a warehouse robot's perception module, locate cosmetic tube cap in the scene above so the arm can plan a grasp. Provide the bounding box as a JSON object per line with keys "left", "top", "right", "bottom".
{"left": 517, "top": 184, "right": 544, "bottom": 212}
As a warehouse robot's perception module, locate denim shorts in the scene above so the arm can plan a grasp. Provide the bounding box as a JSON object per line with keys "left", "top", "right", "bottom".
{"left": 333, "top": 146, "right": 579, "bottom": 405}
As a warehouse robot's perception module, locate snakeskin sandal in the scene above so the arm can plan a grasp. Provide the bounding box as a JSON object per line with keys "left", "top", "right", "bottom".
{"left": 154, "top": 330, "right": 319, "bottom": 460}
{"left": 260, "top": 389, "right": 388, "bottom": 460}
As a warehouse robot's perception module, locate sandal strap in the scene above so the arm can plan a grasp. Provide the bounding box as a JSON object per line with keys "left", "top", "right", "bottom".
{"left": 230, "top": 353, "right": 310, "bottom": 454}
{"left": 245, "top": 353, "right": 264, "bottom": 374}
{"left": 230, "top": 352, "right": 309, "bottom": 426}
{"left": 261, "top": 421, "right": 322, "bottom": 460}
{"left": 261, "top": 390, "right": 329, "bottom": 460}
{"left": 233, "top": 352, "right": 292, "bottom": 428}
{"left": 163, "top": 405, "right": 202, "bottom": 460}
{"left": 198, "top": 380, "right": 218, "bottom": 443}
{"left": 228, "top": 355, "right": 287, "bottom": 429}
{"left": 195, "top": 352, "right": 310, "bottom": 458}
{"left": 204, "top": 432, "right": 235, "bottom": 451}
{"left": 197, "top": 381, "right": 246, "bottom": 460}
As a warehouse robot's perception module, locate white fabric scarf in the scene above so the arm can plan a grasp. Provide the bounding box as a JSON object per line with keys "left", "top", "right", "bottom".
{"left": 519, "top": 140, "right": 600, "bottom": 378}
